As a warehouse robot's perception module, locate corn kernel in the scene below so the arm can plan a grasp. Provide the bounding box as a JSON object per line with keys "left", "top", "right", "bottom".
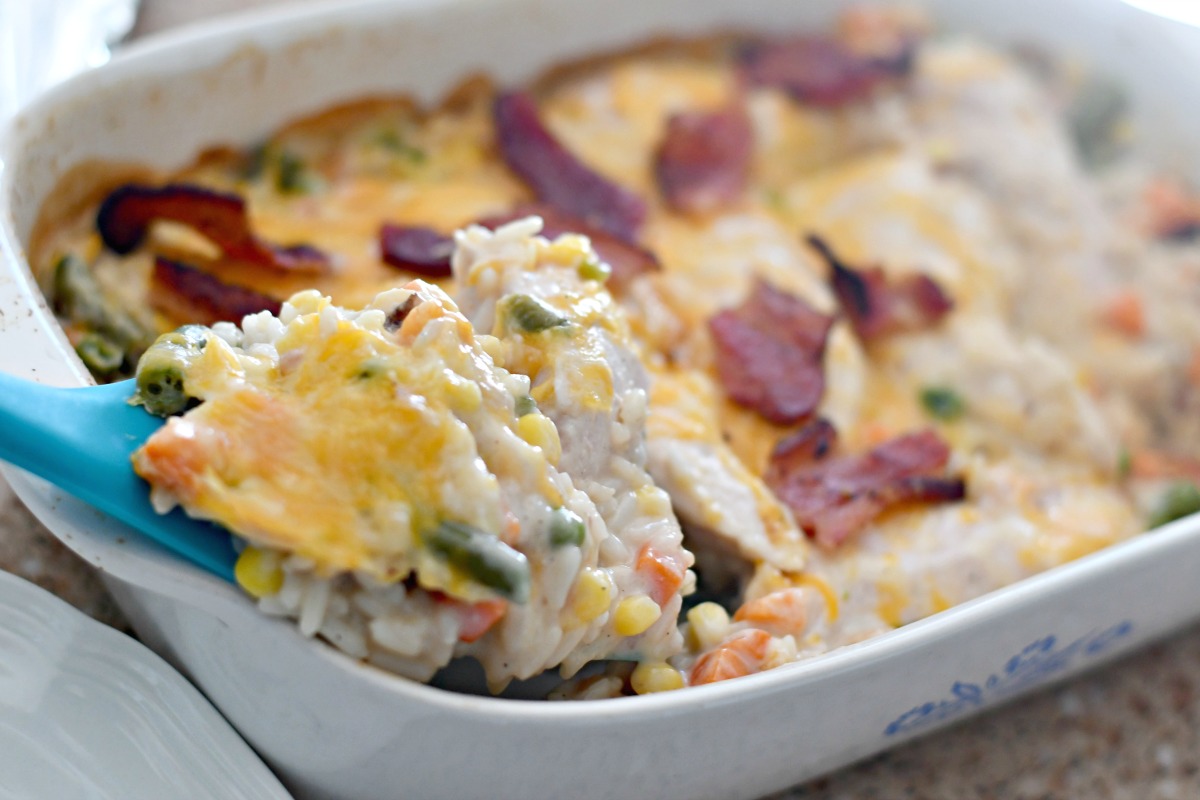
{"left": 569, "top": 568, "right": 615, "bottom": 625}
{"left": 234, "top": 547, "right": 284, "bottom": 598}
{"left": 575, "top": 362, "right": 614, "bottom": 412}
{"left": 630, "top": 661, "right": 684, "bottom": 694}
{"left": 478, "top": 335, "right": 507, "bottom": 366}
{"left": 530, "top": 378, "right": 555, "bottom": 404}
{"left": 577, "top": 257, "right": 612, "bottom": 283}
{"left": 444, "top": 377, "right": 482, "bottom": 412}
{"left": 636, "top": 485, "right": 672, "bottom": 517}
{"left": 516, "top": 413, "right": 562, "bottom": 465}
{"left": 614, "top": 594, "right": 661, "bottom": 637}
{"left": 542, "top": 233, "right": 591, "bottom": 266}
{"left": 686, "top": 601, "right": 731, "bottom": 652}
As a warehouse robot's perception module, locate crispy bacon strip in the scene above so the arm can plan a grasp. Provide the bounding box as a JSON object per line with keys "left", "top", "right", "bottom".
{"left": 151, "top": 256, "right": 281, "bottom": 326}
{"left": 655, "top": 101, "right": 754, "bottom": 214}
{"left": 709, "top": 279, "right": 834, "bottom": 425}
{"left": 765, "top": 420, "right": 965, "bottom": 549}
{"left": 97, "top": 183, "right": 330, "bottom": 273}
{"left": 806, "top": 234, "right": 952, "bottom": 341}
{"left": 738, "top": 35, "right": 914, "bottom": 108}
{"left": 477, "top": 204, "right": 660, "bottom": 293}
{"left": 378, "top": 224, "right": 454, "bottom": 277}
{"left": 493, "top": 91, "right": 647, "bottom": 242}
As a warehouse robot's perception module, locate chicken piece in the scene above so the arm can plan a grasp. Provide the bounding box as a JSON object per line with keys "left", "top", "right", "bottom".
{"left": 451, "top": 217, "right": 694, "bottom": 672}
{"left": 645, "top": 367, "right": 807, "bottom": 573}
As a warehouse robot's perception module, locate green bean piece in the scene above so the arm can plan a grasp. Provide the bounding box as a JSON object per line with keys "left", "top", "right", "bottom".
{"left": 52, "top": 254, "right": 151, "bottom": 354}
{"left": 374, "top": 129, "right": 427, "bottom": 163}
{"left": 1148, "top": 482, "right": 1200, "bottom": 530}
{"left": 75, "top": 333, "right": 124, "bottom": 376}
{"left": 514, "top": 395, "right": 538, "bottom": 417}
{"left": 240, "top": 142, "right": 270, "bottom": 181}
{"left": 134, "top": 325, "right": 209, "bottom": 416}
{"left": 502, "top": 294, "right": 569, "bottom": 333}
{"left": 425, "top": 521, "right": 531, "bottom": 603}
{"left": 919, "top": 386, "right": 966, "bottom": 422}
{"left": 136, "top": 363, "right": 190, "bottom": 417}
{"left": 53, "top": 254, "right": 105, "bottom": 326}
{"left": 1068, "top": 77, "right": 1128, "bottom": 168}
{"left": 548, "top": 507, "right": 586, "bottom": 548}
{"left": 1116, "top": 448, "right": 1132, "bottom": 480}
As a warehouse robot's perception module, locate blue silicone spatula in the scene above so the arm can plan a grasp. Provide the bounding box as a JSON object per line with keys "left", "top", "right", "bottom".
{"left": 0, "top": 372, "right": 236, "bottom": 580}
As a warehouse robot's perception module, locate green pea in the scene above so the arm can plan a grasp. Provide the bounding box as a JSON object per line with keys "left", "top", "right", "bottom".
{"left": 548, "top": 507, "right": 586, "bottom": 548}
{"left": 514, "top": 395, "right": 538, "bottom": 417}
{"left": 920, "top": 386, "right": 966, "bottom": 422}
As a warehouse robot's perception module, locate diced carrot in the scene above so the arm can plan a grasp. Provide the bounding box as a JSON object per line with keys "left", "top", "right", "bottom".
{"left": 732, "top": 588, "right": 810, "bottom": 637}
{"left": 689, "top": 629, "right": 773, "bottom": 686}
{"left": 1142, "top": 177, "right": 1200, "bottom": 237}
{"left": 636, "top": 543, "right": 686, "bottom": 606}
{"left": 452, "top": 598, "right": 509, "bottom": 643}
{"left": 1131, "top": 449, "right": 1200, "bottom": 483}
{"left": 1100, "top": 290, "right": 1145, "bottom": 338}
{"left": 501, "top": 512, "right": 522, "bottom": 546}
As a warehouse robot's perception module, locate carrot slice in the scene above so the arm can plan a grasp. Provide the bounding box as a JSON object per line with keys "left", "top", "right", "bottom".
{"left": 1131, "top": 449, "right": 1200, "bottom": 483}
{"left": 451, "top": 598, "right": 509, "bottom": 643}
{"left": 689, "top": 629, "right": 773, "bottom": 686}
{"left": 636, "top": 543, "right": 687, "bottom": 606}
{"left": 733, "top": 588, "right": 809, "bottom": 637}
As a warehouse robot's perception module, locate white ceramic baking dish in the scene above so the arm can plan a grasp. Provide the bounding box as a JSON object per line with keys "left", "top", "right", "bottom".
{"left": 3, "top": 1, "right": 1200, "bottom": 798}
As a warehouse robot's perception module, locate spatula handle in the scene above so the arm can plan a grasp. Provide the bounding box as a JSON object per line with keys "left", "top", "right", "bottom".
{"left": 0, "top": 373, "right": 236, "bottom": 580}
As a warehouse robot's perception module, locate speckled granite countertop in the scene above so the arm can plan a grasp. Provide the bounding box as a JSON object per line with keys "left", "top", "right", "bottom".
{"left": 5, "top": 1, "right": 1200, "bottom": 798}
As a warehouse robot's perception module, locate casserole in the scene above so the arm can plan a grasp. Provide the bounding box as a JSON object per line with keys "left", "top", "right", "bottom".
{"left": 4, "top": 0, "right": 1200, "bottom": 797}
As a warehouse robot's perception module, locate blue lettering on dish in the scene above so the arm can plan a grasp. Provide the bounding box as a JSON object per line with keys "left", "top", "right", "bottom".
{"left": 883, "top": 620, "right": 1133, "bottom": 737}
